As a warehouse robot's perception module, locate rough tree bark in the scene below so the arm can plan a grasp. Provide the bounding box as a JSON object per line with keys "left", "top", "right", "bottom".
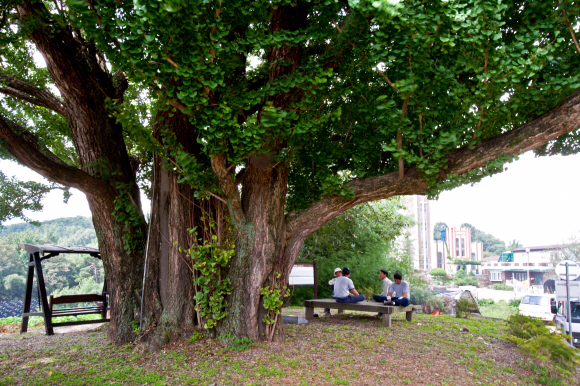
{"left": 138, "top": 109, "right": 227, "bottom": 348}
{"left": 0, "top": 1, "right": 147, "bottom": 344}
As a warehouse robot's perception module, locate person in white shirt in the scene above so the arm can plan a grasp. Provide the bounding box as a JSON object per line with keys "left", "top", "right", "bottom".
{"left": 323, "top": 268, "right": 342, "bottom": 316}
{"left": 334, "top": 267, "right": 365, "bottom": 303}
{"left": 372, "top": 269, "right": 393, "bottom": 303}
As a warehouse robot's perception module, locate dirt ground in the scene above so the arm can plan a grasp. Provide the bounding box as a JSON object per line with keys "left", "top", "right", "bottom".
{"left": 0, "top": 308, "right": 578, "bottom": 385}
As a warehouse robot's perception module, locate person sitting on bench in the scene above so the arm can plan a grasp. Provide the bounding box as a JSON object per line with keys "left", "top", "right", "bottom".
{"left": 384, "top": 272, "right": 410, "bottom": 307}
{"left": 334, "top": 267, "right": 365, "bottom": 303}
{"left": 372, "top": 269, "right": 393, "bottom": 303}
{"left": 323, "top": 268, "right": 343, "bottom": 316}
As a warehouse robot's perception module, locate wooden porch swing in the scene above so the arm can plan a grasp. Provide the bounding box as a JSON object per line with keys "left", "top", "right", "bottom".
{"left": 18, "top": 244, "right": 109, "bottom": 336}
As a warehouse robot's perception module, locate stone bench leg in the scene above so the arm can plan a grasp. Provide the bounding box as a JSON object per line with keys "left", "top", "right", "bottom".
{"left": 382, "top": 313, "right": 391, "bottom": 327}
{"left": 406, "top": 310, "right": 413, "bottom": 322}
{"left": 338, "top": 309, "right": 344, "bottom": 314}
{"left": 305, "top": 306, "right": 314, "bottom": 320}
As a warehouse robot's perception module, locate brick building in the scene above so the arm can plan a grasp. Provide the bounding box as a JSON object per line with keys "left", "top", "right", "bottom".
{"left": 432, "top": 227, "right": 484, "bottom": 275}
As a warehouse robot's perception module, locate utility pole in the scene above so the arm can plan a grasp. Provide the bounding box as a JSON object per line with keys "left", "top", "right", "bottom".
{"left": 566, "top": 262, "right": 573, "bottom": 347}
{"left": 526, "top": 248, "right": 530, "bottom": 290}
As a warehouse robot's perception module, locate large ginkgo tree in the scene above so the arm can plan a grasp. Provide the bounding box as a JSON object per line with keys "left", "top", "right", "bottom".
{"left": 1, "top": 0, "right": 580, "bottom": 344}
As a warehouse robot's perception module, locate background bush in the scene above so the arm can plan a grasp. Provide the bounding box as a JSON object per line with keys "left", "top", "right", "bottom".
{"left": 429, "top": 268, "right": 447, "bottom": 277}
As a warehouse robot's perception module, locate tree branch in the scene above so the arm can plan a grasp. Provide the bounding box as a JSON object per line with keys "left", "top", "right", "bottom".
{"left": 0, "top": 114, "right": 110, "bottom": 195}
{"left": 286, "top": 88, "right": 580, "bottom": 242}
{"left": 0, "top": 74, "right": 67, "bottom": 116}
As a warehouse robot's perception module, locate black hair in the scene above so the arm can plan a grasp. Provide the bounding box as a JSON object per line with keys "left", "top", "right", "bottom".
{"left": 380, "top": 269, "right": 388, "bottom": 276}
{"left": 394, "top": 272, "right": 403, "bottom": 280}
{"left": 342, "top": 267, "right": 351, "bottom": 275}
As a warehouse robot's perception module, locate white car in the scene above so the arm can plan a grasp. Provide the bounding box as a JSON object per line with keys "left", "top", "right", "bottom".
{"left": 518, "top": 294, "right": 555, "bottom": 322}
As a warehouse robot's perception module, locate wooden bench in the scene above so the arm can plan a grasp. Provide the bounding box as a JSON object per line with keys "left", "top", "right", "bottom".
{"left": 18, "top": 244, "right": 110, "bottom": 336}
{"left": 303, "top": 299, "right": 418, "bottom": 327}
{"left": 49, "top": 294, "right": 109, "bottom": 322}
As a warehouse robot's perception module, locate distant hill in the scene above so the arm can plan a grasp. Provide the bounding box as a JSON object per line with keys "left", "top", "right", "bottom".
{"left": 0, "top": 216, "right": 100, "bottom": 302}
{"left": 0, "top": 216, "right": 94, "bottom": 237}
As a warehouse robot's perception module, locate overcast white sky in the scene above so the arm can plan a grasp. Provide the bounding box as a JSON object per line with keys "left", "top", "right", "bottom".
{"left": 2, "top": 151, "right": 580, "bottom": 247}
{"left": 430, "top": 152, "right": 580, "bottom": 247}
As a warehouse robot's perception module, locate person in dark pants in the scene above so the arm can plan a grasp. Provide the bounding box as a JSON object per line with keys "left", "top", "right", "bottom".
{"left": 372, "top": 269, "right": 393, "bottom": 303}
{"left": 334, "top": 267, "right": 365, "bottom": 304}
{"left": 323, "top": 268, "right": 343, "bottom": 316}
{"left": 384, "top": 272, "right": 410, "bottom": 307}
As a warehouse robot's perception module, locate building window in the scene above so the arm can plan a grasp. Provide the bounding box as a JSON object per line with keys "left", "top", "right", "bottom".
{"left": 514, "top": 272, "right": 528, "bottom": 281}
{"left": 438, "top": 252, "right": 443, "bottom": 268}
{"left": 471, "top": 252, "right": 476, "bottom": 261}
{"left": 490, "top": 272, "right": 502, "bottom": 281}
{"left": 456, "top": 238, "right": 459, "bottom": 256}
{"left": 461, "top": 238, "right": 465, "bottom": 257}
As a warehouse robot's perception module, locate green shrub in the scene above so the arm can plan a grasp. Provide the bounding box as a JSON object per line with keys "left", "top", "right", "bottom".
{"left": 456, "top": 298, "right": 477, "bottom": 318}
{"left": 489, "top": 283, "right": 513, "bottom": 291}
{"left": 430, "top": 268, "right": 447, "bottom": 277}
{"left": 508, "top": 299, "right": 521, "bottom": 308}
{"left": 478, "top": 298, "right": 495, "bottom": 306}
{"left": 505, "top": 314, "right": 579, "bottom": 382}
{"left": 358, "top": 286, "right": 380, "bottom": 300}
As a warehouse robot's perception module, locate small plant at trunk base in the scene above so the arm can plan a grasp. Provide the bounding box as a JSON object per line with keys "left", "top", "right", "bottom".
{"left": 184, "top": 211, "right": 235, "bottom": 331}
{"left": 505, "top": 314, "right": 579, "bottom": 382}
{"left": 260, "top": 272, "right": 291, "bottom": 342}
{"left": 131, "top": 320, "right": 139, "bottom": 334}
{"left": 219, "top": 333, "right": 254, "bottom": 352}
{"left": 456, "top": 298, "right": 477, "bottom": 318}
{"left": 188, "top": 331, "right": 203, "bottom": 343}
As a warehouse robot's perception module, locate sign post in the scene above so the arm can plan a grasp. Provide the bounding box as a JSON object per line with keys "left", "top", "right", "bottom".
{"left": 555, "top": 260, "right": 580, "bottom": 347}
{"left": 289, "top": 262, "right": 318, "bottom": 299}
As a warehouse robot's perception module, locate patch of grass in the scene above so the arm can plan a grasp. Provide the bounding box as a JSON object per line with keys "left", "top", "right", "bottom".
{"left": 479, "top": 300, "right": 518, "bottom": 319}
{"left": 0, "top": 314, "right": 102, "bottom": 328}
{"left": 2, "top": 310, "right": 578, "bottom": 385}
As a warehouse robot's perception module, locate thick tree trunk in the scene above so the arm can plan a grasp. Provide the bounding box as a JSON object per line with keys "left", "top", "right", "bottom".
{"left": 137, "top": 157, "right": 197, "bottom": 347}
{"left": 11, "top": 1, "right": 148, "bottom": 345}
{"left": 138, "top": 109, "right": 227, "bottom": 347}
{"left": 89, "top": 191, "right": 146, "bottom": 343}
{"left": 212, "top": 155, "right": 288, "bottom": 341}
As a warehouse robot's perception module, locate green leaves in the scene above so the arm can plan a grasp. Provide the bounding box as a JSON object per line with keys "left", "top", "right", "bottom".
{"left": 260, "top": 277, "right": 290, "bottom": 326}
{"left": 185, "top": 218, "right": 235, "bottom": 330}
{"left": 57, "top": 0, "right": 580, "bottom": 212}
{"left": 0, "top": 171, "right": 61, "bottom": 227}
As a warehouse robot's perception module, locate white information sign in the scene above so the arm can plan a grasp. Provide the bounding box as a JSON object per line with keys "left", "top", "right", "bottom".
{"left": 289, "top": 264, "right": 314, "bottom": 286}
{"left": 556, "top": 281, "right": 580, "bottom": 301}
{"left": 555, "top": 260, "right": 580, "bottom": 281}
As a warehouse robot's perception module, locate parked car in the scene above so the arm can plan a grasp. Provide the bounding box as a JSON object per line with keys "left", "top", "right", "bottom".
{"left": 518, "top": 294, "right": 555, "bottom": 322}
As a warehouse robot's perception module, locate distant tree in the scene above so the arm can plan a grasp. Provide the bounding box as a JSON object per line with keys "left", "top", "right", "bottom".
{"left": 550, "top": 234, "right": 580, "bottom": 267}
{"left": 433, "top": 222, "right": 449, "bottom": 241}
{"left": 461, "top": 223, "right": 506, "bottom": 256}
{"left": 297, "top": 198, "right": 413, "bottom": 300}
{"left": 507, "top": 239, "right": 523, "bottom": 250}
